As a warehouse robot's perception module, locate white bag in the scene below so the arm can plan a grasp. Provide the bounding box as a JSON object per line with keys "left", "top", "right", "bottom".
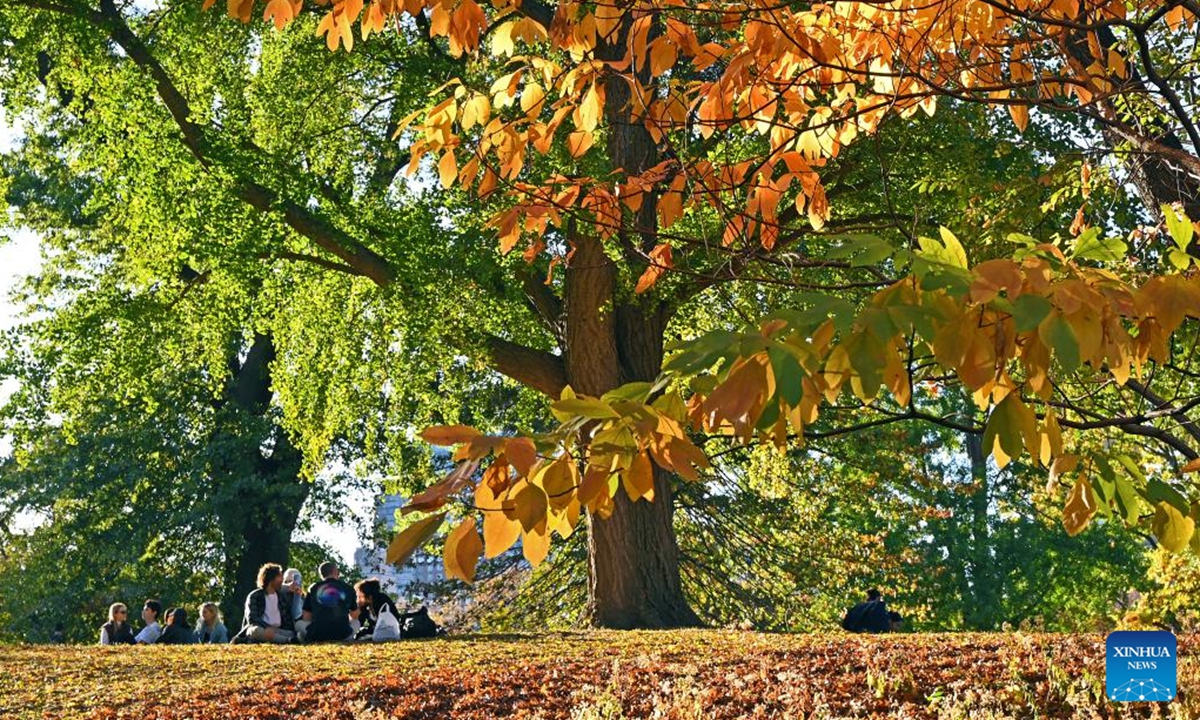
{"left": 372, "top": 604, "right": 401, "bottom": 642}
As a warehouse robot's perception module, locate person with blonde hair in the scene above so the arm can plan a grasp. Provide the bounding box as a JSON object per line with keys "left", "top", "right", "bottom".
{"left": 98, "top": 603, "right": 135, "bottom": 645}
{"left": 194, "top": 602, "right": 229, "bottom": 644}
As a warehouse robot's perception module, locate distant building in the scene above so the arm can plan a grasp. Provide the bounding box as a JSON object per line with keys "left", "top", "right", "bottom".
{"left": 353, "top": 494, "right": 443, "bottom": 598}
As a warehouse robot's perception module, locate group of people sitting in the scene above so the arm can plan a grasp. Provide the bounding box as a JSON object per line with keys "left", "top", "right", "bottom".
{"left": 99, "top": 560, "right": 438, "bottom": 645}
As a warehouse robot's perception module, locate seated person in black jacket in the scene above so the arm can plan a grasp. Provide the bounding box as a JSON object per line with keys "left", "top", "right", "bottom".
{"left": 841, "top": 588, "right": 893, "bottom": 633}
{"left": 354, "top": 578, "right": 398, "bottom": 640}
{"left": 233, "top": 563, "right": 296, "bottom": 644}
{"left": 157, "top": 608, "right": 197, "bottom": 644}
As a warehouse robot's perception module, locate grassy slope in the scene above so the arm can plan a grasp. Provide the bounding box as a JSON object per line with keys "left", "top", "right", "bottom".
{"left": 0, "top": 631, "right": 1195, "bottom": 719}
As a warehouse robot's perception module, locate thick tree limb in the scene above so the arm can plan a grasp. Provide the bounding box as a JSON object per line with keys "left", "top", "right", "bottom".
{"left": 79, "top": 0, "right": 396, "bottom": 287}
{"left": 483, "top": 335, "right": 568, "bottom": 397}
{"left": 517, "top": 266, "right": 564, "bottom": 344}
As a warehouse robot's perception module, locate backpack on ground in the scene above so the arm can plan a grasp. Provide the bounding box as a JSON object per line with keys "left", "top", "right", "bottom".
{"left": 400, "top": 607, "right": 440, "bottom": 639}
{"left": 841, "top": 603, "right": 868, "bottom": 632}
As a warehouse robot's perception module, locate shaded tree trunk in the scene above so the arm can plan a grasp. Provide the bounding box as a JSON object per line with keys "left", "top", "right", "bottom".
{"left": 211, "top": 334, "right": 311, "bottom": 628}
{"left": 559, "top": 15, "right": 700, "bottom": 629}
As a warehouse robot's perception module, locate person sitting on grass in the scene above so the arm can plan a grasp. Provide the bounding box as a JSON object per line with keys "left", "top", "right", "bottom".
{"left": 841, "top": 588, "right": 892, "bottom": 634}
{"left": 353, "top": 578, "right": 398, "bottom": 641}
{"left": 134, "top": 599, "right": 163, "bottom": 644}
{"left": 156, "top": 608, "right": 197, "bottom": 644}
{"left": 194, "top": 602, "right": 229, "bottom": 644}
{"left": 99, "top": 603, "right": 135, "bottom": 645}
{"left": 281, "top": 568, "right": 305, "bottom": 624}
{"left": 233, "top": 563, "right": 295, "bottom": 644}
{"left": 299, "top": 561, "right": 358, "bottom": 643}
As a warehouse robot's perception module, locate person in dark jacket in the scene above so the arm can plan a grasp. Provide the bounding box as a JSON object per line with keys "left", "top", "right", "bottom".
{"left": 353, "top": 578, "right": 398, "bottom": 640}
{"left": 156, "top": 608, "right": 197, "bottom": 644}
{"left": 99, "top": 603, "right": 135, "bottom": 645}
{"left": 841, "top": 588, "right": 893, "bottom": 633}
{"left": 232, "top": 563, "right": 295, "bottom": 644}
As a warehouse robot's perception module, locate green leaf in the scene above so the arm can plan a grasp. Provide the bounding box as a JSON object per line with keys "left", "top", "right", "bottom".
{"left": 1163, "top": 204, "right": 1194, "bottom": 251}
{"left": 768, "top": 346, "right": 804, "bottom": 407}
{"left": 938, "top": 227, "right": 969, "bottom": 268}
{"left": 1011, "top": 294, "right": 1052, "bottom": 332}
{"left": 1114, "top": 454, "right": 1147, "bottom": 484}
{"left": 1072, "top": 227, "right": 1126, "bottom": 262}
{"left": 601, "top": 382, "right": 653, "bottom": 405}
{"left": 826, "top": 235, "right": 895, "bottom": 267}
{"left": 1168, "top": 249, "right": 1192, "bottom": 271}
{"left": 1038, "top": 314, "right": 1079, "bottom": 372}
{"left": 1113, "top": 474, "right": 1142, "bottom": 526}
{"left": 1145, "top": 478, "right": 1190, "bottom": 515}
{"left": 1152, "top": 502, "right": 1195, "bottom": 553}
{"left": 551, "top": 397, "right": 620, "bottom": 421}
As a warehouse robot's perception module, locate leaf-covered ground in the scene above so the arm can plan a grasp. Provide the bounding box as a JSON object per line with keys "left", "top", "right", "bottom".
{"left": 1, "top": 631, "right": 1195, "bottom": 719}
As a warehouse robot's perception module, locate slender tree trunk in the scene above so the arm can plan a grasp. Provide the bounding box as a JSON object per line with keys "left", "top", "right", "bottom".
{"left": 963, "top": 431, "right": 996, "bottom": 630}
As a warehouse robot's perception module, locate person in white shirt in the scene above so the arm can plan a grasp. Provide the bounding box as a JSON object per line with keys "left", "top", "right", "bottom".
{"left": 133, "top": 600, "right": 162, "bottom": 644}
{"left": 235, "top": 563, "right": 295, "bottom": 644}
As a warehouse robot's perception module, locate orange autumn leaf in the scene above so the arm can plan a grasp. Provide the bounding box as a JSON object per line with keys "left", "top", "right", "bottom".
{"left": 634, "top": 243, "right": 673, "bottom": 294}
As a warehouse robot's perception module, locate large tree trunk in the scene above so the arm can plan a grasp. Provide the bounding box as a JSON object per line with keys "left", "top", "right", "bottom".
{"left": 558, "top": 14, "right": 700, "bottom": 629}
{"left": 212, "top": 334, "right": 311, "bottom": 627}
{"left": 562, "top": 225, "right": 699, "bottom": 627}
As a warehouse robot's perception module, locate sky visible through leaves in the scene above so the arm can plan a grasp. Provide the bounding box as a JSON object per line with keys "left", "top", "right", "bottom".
{"left": 0, "top": 114, "right": 371, "bottom": 564}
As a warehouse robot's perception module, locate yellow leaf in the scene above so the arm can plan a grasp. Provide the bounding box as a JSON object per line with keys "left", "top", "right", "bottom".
{"left": 1062, "top": 475, "right": 1095, "bottom": 537}
{"left": 579, "top": 464, "right": 612, "bottom": 505}
{"left": 385, "top": 512, "right": 446, "bottom": 566}
{"left": 549, "top": 497, "right": 582, "bottom": 539}
{"left": 504, "top": 437, "right": 538, "bottom": 478}
{"left": 623, "top": 451, "right": 655, "bottom": 502}
{"left": 443, "top": 517, "right": 483, "bottom": 582}
{"left": 337, "top": 14, "right": 354, "bottom": 53}
{"left": 507, "top": 481, "right": 548, "bottom": 533}
{"left": 476, "top": 482, "right": 520, "bottom": 559}
{"left": 522, "top": 519, "right": 551, "bottom": 565}
{"left": 461, "top": 95, "right": 490, "bottom": 131}
{"left": 438, "top": 151, "right": 458, "bottom": 189}
{"left": 566, "top": 130, "right": 593, "bottom": 158}
{"left": 577, "top": 82, "right": 602, "bottom": 133}
{"left": 536, "top": 457, "right": 577, "bottom": 510}
{"left": 491, "top": 20, "right": 516, "bottom": 56}
{"left": 520, "top": 82, "right": 546, "bottom": 116}
{"left": 1152, "top": 501, "right": 1195, "bottom": 552}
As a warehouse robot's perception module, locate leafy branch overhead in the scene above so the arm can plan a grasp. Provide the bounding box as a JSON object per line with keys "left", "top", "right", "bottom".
{"left": 403, "top": 221, "right": 1200, "bottom": 582}
{"left": 190, "top": 0, "right": 1200, "bottom": 581}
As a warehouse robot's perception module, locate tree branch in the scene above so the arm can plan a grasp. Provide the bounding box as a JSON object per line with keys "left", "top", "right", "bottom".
{"left": 482, "top": 335, "right": 568, "bottom": 398}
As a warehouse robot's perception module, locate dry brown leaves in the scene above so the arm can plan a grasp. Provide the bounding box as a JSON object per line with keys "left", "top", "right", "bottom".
{"left": 0, "top": 631, "right": 1194, "bottom": 719}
